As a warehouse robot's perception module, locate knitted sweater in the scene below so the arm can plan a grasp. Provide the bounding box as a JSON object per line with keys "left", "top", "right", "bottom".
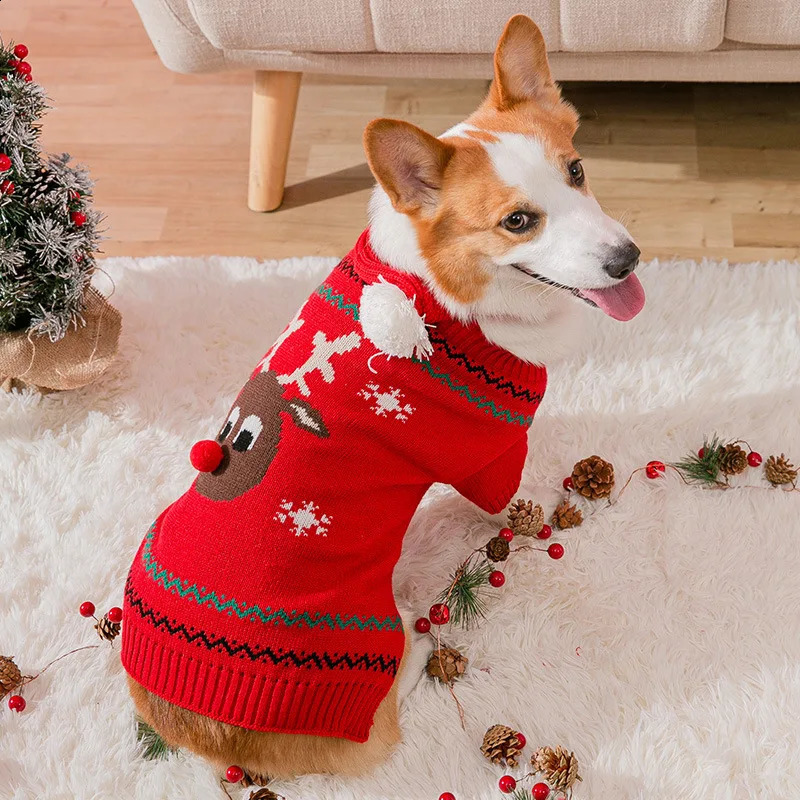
{"left": 121, "top": 230, "right": 547, "bottom": 742}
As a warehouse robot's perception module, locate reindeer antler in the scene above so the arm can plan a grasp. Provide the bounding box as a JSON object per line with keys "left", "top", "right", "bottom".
{"left": 258, "top": 316, "right": 305, "bottom": 373}
{"left": 278, "top": 330, "right": 361, "bottom": 396}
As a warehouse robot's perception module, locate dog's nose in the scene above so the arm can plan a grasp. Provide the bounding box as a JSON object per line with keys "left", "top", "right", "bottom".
{"left": 603, "top": 241, "right": 641, "bottom": 280}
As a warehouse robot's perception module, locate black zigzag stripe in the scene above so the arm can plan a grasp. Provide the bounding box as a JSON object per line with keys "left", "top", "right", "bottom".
{"left": 337, "top": 256, "right": 366, "bottom": 286}
{"left": 429, "top": 334, "right": 544, "bottom": 403}
{"left": 125, "top": 584, "right": 399, "bottom": 676}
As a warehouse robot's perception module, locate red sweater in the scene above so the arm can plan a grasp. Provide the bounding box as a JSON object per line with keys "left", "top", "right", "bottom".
{"left": 121, "top": 230, "right": 547, "bottom": 742}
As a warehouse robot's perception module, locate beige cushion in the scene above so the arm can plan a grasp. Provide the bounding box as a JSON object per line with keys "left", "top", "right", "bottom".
{"left": 370, "top": 0, "right": 560, "bottom": 53}
{"left": 187, "top": 0, "right": 375, "bottom": 52}
{"left": 560, "top": 0, "right": 726, "bottom": 51}
{"left": 131, "top": 0, "right": 800, "bottom": 81}
{"left": 726, "top": 0, "right": 800, "bottom": 44}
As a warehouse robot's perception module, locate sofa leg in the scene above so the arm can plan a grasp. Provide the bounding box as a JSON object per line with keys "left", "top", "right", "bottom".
{"left": 248, "top": 70, "right": 302, "bottom": 212}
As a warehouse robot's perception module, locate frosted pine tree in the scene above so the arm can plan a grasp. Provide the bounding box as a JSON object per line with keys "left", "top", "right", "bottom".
{"left": 0, "top": 40, "right": 102, "bottom": 341}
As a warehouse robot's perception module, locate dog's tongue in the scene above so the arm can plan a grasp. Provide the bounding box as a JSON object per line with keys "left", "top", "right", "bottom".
{"left": 578, "top": 274, "right": 645, "bottom": 321}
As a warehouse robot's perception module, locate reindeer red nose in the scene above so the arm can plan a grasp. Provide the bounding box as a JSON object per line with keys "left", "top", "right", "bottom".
{"left": 190, "top": 439, "right": 224, "bottom": 473}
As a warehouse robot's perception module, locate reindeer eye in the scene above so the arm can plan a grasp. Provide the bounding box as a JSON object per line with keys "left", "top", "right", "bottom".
{"left": 218, "top": 406, "right": 240, "bottom": 441}
{"left": 232, "top": 414, "right": 263, "bottom": 452}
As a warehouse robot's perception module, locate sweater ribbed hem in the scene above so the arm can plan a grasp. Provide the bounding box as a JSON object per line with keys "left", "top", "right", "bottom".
{"left": 121, "top": 616, "right": 388, "bottom": 743}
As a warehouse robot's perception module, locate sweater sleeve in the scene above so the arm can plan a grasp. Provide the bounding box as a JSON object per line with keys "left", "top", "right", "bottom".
{"left": 452, "top": 436, "right": 528, "bottom": 514}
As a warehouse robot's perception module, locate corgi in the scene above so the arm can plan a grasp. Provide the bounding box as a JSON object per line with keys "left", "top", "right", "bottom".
{"left": 125, "top": 14, "right": 644, "bottom": 784}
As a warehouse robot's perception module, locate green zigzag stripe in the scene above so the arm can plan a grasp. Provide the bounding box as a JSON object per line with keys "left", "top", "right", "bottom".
{"left": 141, "top": 525, "right": 402, "bottom": 632}
{"left": 315, "top": 284, "right": 360, "bottom": 320}
{"left": 411, "top": 357, "right": 534, "bottom": 427}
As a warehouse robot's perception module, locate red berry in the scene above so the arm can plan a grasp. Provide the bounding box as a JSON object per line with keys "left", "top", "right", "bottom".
{"left": 429, "top": 603, "right": 450, "bottom": 625}
{"left": 14, "top": 44, "right": 29, "bottom": 59}
{"left": 548, "top": 543, "right": 564, "bottom": 560}
{"left": 537, "top": 524, "right": 552, "bottom": 540}
{"left": 515, "top": 732, "right": 526, "bottom": 748}
{"left": 414, "top": 616, "right": 431, "bottom": 634}
{"left": 562, "top": 476, "right": 574, "bottom": 491}
{"left": 489, "top": 570, "right": 505, "bottom": 588}
{"left": 647, "top": 460, "right": 665, "bottom": 473}
{"left": 15, "top": 61, "right": 31, "bottom": 75}
{"left": 8, "top": 695, "right": 25, "bottom": 712}
{"left": 498, "top": 775, "right": 516, "bottom": 794}
{"left": 225, "top": 765, "right": 244, "bottom": 783}
{"left": 645, "top": 465, "right": 660, "bottom": 479}
{"left": 69, "top": 190, "right": 81, "bottom": 201}
{"left": 748, "top": 451, "right": 762, "bottom": 467}
{"left": 698, "top": 448, "right": 705, "bottom": 459}
{"left": 0, "top": 154, "right": 10, "bottom": 172}
{"left": 79, "top": 601, "right": 95, "bottom": 617}
{"left": 498, "top": 527, "right": 514, "bottom": 542}
{"left": 190, "top": 439, "right": 224, "bottom": 473}
{"left": 439, "top": 794, "right": 456, "bottom": 800}
{"left": 7, "top": 59, "right": 18, "bottom": 69}
{"left": 70, "top": 211, "right": 87, "bottom": 227}
{"left": 23, "top": 74, "right": 32, "bottom": 83}
{"left": 532, "top": 783, "right": 550, "bottom": 800}
{"left": 107, "top": 606, "right": 123, "bottom": 623}
{"left": 0, "top": 180, "right": 14, "bottom": 195}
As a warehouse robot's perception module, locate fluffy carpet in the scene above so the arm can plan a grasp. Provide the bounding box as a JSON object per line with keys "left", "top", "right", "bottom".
{"left": 1, "top": 254, "right": 799, "bottom": 800}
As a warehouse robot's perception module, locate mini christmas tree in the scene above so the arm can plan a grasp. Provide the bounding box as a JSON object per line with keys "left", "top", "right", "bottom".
{"left": 0, "top": 41, "right": 119, "bottom": 391}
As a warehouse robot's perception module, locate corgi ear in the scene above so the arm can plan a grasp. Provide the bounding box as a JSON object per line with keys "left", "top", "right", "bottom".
{"left": 490, "top": 15, "right": 560, "bottom": 109}
{"left": 363, "top": 119, "right": 455, "bottom": 215}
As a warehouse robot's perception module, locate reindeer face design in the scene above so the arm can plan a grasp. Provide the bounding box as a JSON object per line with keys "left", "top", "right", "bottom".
{"left": 195, "top": 370, "right": 329, "bottom": 502}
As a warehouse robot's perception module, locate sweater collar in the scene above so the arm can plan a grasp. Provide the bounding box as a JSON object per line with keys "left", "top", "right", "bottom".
{"left": 352, "top": 229, "right": 547, "bottom": 395}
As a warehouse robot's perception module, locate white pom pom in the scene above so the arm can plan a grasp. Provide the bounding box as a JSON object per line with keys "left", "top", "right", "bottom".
{"left": 359, "top": 276, "right": 433, "bottom": 361}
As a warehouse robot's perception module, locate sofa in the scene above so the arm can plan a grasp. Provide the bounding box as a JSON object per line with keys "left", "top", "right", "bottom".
{"left": 131, "top": 0, "right": 800, "bottom": 211}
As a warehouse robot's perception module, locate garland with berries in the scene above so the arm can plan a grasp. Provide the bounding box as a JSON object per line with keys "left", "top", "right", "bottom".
{"left": 419, "top": 436, "right": 796, "bottom": 800}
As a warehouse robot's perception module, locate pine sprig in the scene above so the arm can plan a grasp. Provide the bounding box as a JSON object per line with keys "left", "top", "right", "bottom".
{"left": 511, "top": 788, "right": 532, "bottom": 800}
{"left": 136, "top": 718, "right": 179, "bottom": 761}
{"left": 670, "top": 433, "right": 726, "bottom": 485}
{"left": 436, "top": 556, "right": 493, "bottom": 628}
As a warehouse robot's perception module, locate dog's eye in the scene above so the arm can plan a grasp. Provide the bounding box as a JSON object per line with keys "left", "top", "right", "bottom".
{"left": 232, "top": 414, "right": 263, "bottom": 452}
{"left": 568, "top": 160, "right": 585, "bottom": 187}
{"left": 501, "top": 211, "right": 537, "bottom": 233}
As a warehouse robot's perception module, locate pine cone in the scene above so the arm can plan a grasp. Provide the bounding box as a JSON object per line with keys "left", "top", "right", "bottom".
{"left": 572, "top": 455, "right": 615, "bottom": 499}
{"left": 23, "top": 167, "right": 61, "bottom": 206}
{"left": 552, "top": 500, "right": 583, "bottom": 529}
{"left": 240, "top": 769, "right": 272, "bottom": 788}
{"left": 95, "top": 615, "right": 121, "bottom": 642}
{"left": 765, "top": 454, "right": 797, "bottom": 486}
{"left": 0, "top": 655, "right": 23, "bottom": 700}
{"left": 507, "top": 499, "right": 544, "bottom": 537}
{"left": 249, "top": 789, "right": 280, "bottom": 800}
{"left": 532, "top": 745, "right": 582, "bottom": 791}
{"left": 718, "top": 443, "right": 748, "bottom": 476}
{"left": 481, "top": 724, "right": 524, "bottom": 768}
{"left": 426, "top": 647, "right": 468, "bottom": 683}
{"left": 485, "top": 535, "right": 511, "bottom": 562}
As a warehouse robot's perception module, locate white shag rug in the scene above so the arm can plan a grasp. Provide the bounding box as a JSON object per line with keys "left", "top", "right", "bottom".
{"left": 1, "top": 254, "right": 799, "bottom": 800}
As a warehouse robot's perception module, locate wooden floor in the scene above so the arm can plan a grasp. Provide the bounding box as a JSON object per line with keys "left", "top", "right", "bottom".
{"left": 6, "top": 0, "right": 800, "bottom": 262}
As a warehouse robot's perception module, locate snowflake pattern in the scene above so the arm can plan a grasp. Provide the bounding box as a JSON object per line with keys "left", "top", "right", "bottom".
{"left": 358, "top": 383, "right": 415, "bottom": 422}
{"left": 274, "top": 500, "right": 332, "bottom": 537}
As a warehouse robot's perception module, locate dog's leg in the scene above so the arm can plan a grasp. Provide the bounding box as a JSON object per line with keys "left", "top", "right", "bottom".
{"left": 395, "top": 608, "right": 434, "bottom": 703}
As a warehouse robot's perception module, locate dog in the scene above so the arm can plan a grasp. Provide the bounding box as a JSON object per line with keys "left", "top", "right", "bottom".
{"left": 123, "top": 14, "right": 644, "bottom": 783}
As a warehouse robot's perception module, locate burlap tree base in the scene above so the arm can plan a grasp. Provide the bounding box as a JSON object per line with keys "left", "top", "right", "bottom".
{"left": 0, "top": 288, "right": 121, "bottom": 393}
